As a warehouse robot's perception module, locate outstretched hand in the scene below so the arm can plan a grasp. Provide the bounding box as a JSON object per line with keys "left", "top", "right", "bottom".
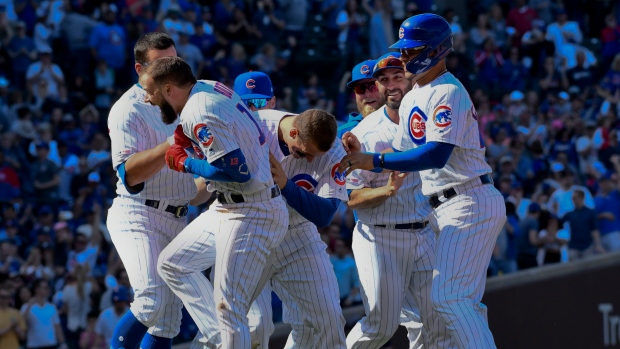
{"left": 341, "top": 131, "right": 362, "bottom": 154}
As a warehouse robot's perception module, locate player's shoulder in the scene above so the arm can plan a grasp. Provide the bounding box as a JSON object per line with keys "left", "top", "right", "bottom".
{"left": 351, "top": 107, "right": 386, "bottom": 138}
{"left": 108, "top": 85, "right": 152, "bottom": 125}
{"left": 428, "top": 73, "right": 472, "bottom": 110}
{"left": 183, "top": 80, "right": 242, "bottom": 120}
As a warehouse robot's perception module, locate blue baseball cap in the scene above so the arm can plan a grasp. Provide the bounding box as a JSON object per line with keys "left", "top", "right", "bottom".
{"left": 347, "top": 60, "right": 377, "bottom": 88}
{"left": 372, "top": 52, "right": 403, "bottom": 78}
{"left": 233, "top": 71, "right": 273, "bottom": 100}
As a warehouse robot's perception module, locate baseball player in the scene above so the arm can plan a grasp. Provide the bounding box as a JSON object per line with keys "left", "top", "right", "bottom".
{"left": 339, "top": 14, "right": 507, "bottom": 349}
{"left": 345, "top": 53, "right": 453, "bottom": 349}
{"left": 337, "top": 60, "right": 381, "bottom": 139}
{"left": 106, "top": 33, "right": 202, "bottom": 349}
{"left": 140, "top": 57, "right": 289, "bottom": 349}
{"left": 190, "top": 71, "right": 348, "bottom": 349}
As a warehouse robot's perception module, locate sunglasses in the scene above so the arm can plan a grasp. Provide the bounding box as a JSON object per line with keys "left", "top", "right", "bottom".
{"left": 399, "top": 46, "right": 425, "bottom": 57}
{"left": 353, "top": 82, "right": 378, "bottom": 95}
{"left": 243, "top": 98, "right": 271, "bottom": 109}
{"left": 374, "top": 57, "right": 404, "bottom": 72}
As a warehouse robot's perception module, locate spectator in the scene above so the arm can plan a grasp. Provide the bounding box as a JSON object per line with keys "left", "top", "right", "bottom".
{"left": 488, "top": 3, "right": 508, "bottom": 49}
{"left": 7, "top": 21, "right": 36, "bottom": 89}
{"left": 93, "top": 60, "right": 115, "bottom": 110}
{"left": 99, "top": 268, "right": 131, "bottom": 312}
{"left": 297, "top": 72, "right": 331, "bottom": 113}
{"left": 29, "top": 122, "right": 60, "bottom": 166}
{"left": 85, "top": 133, "right": 110, "bottom": 171}
{"left": 88, "top": 9, "right": 126, "bottom": 80}
{"left": 21, "top": 279, "right": 67, "bottom": 349}
{"left": 566, "top": 50, "right": 594, "bottom": 95}
{"left": 278, "top": 0, "right": 308, "bottom": 47}
{"left": 470, "top": 13, "right": 496, "bottom": 49}
{"left": 517, "top": 203, "right": 543, "bottom": 269}
{"left": 490, "top": 201, "right": 519, "bottom": 276}
{"left": 538, "top": 56, "right": 569, "bottom": 99}
{"left": 336, "top": 0, "right": 365, "bottom": 55}
{"left": 250, "top": 43, "right": 277, "bottom": 75}
{"left": 600, "top": 14, "right": 620, "bottom": 72}
{"left": 79, "top": 311, "right": 104, "bottom": 349}
{"left": 521, "top": 19, "right": 555, "bottom": 77}
{"left": 226, "top": 7, "right": 260, "bottom": 42}
{"left": 576, "top": 121, "right": 601, "bottom": 174}
{"left": 25, "top": 48, "right": 65, "bottom": 101}
{"left": 57, "top": 140, "right": 79, "bottom": 204}
{"left": 536, "top": 211, "right": 569, "bottom": 265}
{"left": 59, "top": 4, "right": 98, "bottom": 80}
{"left": 367, "top": 0, "right": 393, "bottom": 58}
{"left": 0, "top": 240, "right": 23, "bottom": 278}
{"left": 0, "top": 150, "right": 21, "bottom": 202}
{"left": 62, "top": 264, "right": 94, "bottom": 349}
{"left": 562, "top": 189, "right": 605, "bottom": 261}
{"left": 176, "top": 32, "right": 204, "bottom": 78}
{"left": 474, "top": 37, "right": 505, "bottom": 96}
{"left": 33, "top": 15, "right": 53, "bottom": 52}
{"left": 95, "top": 287, "right": 130, "bottom": 349}
{"left": 66, "top": 210, "right": 102, "bottom": 276}
{"left": 506, "top": 0, "right": 538, "bottom": 45}
{"left": 548, "top": 169, "right": 595, "bottom": 217}
{"left": 329, "top": 238, "right": 359, "bottom": 307}
{"left": 31, "top": 142, "right": 60, "bottom": 205}
{"left": 0, "top": 286, "right": 26, "bottom": 349}
{"left": 19, "top": 246, "right": 54, "bottom": 282}
{"left": 529, "top": 0, "right": 561, "bottom": 25}
{"left": 594, "top": 172, "right": 620, "bottom": 252}
{"left": 251, "top": 0, "right": 286, "bottom": 44}
{"left": 546, "top": 8, "right": 596, "bottom": 69}
{"left": 501, "top": 46, "right": 529, "bottom": 94}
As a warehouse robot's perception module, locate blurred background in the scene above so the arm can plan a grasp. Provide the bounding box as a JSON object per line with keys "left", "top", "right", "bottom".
{"left": 0, "top": 0, "right": 619, "bottom": 348}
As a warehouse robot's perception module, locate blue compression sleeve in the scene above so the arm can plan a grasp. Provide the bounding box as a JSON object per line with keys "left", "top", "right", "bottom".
{"left": 184, "top": 158, "right": 236, "bottom": 182}
{"left": 373, "top": 142, "right": 455, "bottom": 172}
{"left": 117, "top": 162, "right": 144, "bottom": 194}
{"left": 184, "top": 148, "right": 251, "bottom": 183}
{"left": 281, "top": 179, "right": 341, "bottom": 228}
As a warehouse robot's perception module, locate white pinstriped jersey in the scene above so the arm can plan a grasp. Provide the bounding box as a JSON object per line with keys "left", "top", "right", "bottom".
{"left": 180, "top": 80, "right": 274, "bottom": 195}
{"left": 394, "top": 72, "right": 491, "bottom": 195}
{"left": 347, "top": 106, "right": 431, "bottom": 225}
{"left": 257, "top": 109, "right": 349, "bottom": 227}
{"left": 108, "top": 84, "right": 197, "bottom": 201}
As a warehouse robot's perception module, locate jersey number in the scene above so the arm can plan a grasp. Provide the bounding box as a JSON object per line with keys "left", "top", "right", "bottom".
{"left": 236, "top": 103, "right": 266, "bottom": 145}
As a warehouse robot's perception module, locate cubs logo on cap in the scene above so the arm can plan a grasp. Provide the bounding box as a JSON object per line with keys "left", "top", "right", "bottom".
{"left": 193, "top": 123, "right": 214, "bottom": 146}
{"left": 399, "top": 27, "right": 404, "bottom": 39}
{"left": 433, "top": 106, "right": 452, "bottom": 128}
{"left": 233, "top": 72, "right": 273, "bottom": 99}
{"left": 331, "top": 164, "right": 346, "bottom": 186}
{"left": 408, "top": 106, "right": 427, "bottom": 145}
{"left": 291, "top": 173, "right": 318, "bottom": 193}
{"left": 360, "top": 65, "right": 370, "bottom": 75}
{"left": 347, "top": 59, "right": 377, "bottom": 88}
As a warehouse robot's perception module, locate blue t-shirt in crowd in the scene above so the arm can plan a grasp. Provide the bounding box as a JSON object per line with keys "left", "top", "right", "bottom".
{"left": 563, "top": 206, "right": 598, "bottom": 251}
{"left": 595, "top": 190, "right": 620, "bottom": 236}
{"left": 89, "top": 23, "right": 126, "bottom": 69}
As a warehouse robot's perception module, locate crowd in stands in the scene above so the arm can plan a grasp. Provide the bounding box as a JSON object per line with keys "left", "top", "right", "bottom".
{"left": 0, "top": 0, "right": 620, "bottom": 348}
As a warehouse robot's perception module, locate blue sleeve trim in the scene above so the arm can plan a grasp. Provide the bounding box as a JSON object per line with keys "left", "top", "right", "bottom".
{"left": 382, "top": 142, "right": 455, "bottom": 172}
{"left": 184, "top": 158, "right": 237, "bottom": 182}
{"left": 347, "top": 189, "right": 353, "bottom": 197}
{"left": 281, "top": 179, "right": 341, "bottom": 228}
{"left": 117, "top": 162, "right": 144, "bottom": 194}
{"left": 210, "top": 148, "right": 251, "bottom": 183}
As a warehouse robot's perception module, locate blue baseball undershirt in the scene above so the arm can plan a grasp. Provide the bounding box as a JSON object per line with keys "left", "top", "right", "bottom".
{"left": 184, "top": 148, "right": 251, "bottom": 182}
{"left": 280, "top": 178, "right": 340, "bottom": 228}
{"left": 372, "top": 141, "right": 454, "bottom": 172}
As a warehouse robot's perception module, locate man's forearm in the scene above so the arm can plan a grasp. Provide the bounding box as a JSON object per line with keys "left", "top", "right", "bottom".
{"left": 348, "top": 186, "right": 393, "bottom": 209}
{"left": 124, "top": 141, "right": 170, "bottom": 186}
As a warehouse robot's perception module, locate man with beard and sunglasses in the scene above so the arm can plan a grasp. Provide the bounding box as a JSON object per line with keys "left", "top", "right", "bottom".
{"left": 345, "top": 53, "right": 454, "bottom": 349}
{"left": 337, "top": 59, "right": 382, "bottom": 139}
{"left": 339, "top": 14, "right": 506, "bottom": 349}
{"left": 139, "top": 57, "right": 289, "bottom": 349}
{"left": 106, "top": 33, "right": 208, "bottom": 349}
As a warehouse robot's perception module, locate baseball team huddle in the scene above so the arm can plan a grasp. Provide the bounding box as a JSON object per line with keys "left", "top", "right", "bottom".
{"left": 106, "top": 13, "right": 507, "bottom": 349}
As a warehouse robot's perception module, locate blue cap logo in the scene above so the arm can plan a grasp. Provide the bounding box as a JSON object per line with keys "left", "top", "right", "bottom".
{"left": 360, "top": 65, "right": 370, "bottom": 75}
{"left": 234, "top": 72, "right": 273, "bottom": 99}
{"left": 246, "top": 79, "right": 255, "bottom": 89}
{"left": 399, "top": 27, "right": 404, "bottom": 39}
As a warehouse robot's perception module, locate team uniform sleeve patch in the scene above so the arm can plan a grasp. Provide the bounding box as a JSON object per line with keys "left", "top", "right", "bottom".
{"left": 184, "top": 113, "right": 239, "bottom": 163}
{"left": 291, "top": 173, "right": 319, "bottom": 193}
{"left": 426, "top": 85, "right": 476, "bottom": 147}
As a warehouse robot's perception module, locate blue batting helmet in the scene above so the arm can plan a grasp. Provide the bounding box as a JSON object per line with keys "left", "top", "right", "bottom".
{"left": 390, "top": 14, "right": 453, "bottom": 74}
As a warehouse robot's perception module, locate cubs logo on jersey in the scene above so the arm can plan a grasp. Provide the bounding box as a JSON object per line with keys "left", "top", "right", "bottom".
{"left": 193, "top": 123, "right": 214, "bottom": 146}
{"left": 360, "top": 65, "right": 370, "bottom": 75}
{"left": 433, "top": 106, "right": 452, "bottom": 128}
{"left": 331, "top": 164, "right": 346, "bottom": 186}
{"left": 407, "top": 106, "right": 427, "bottom": 145}
{"left": 246, "top": 79, "right": 255, "bottom": 89}
{"left": 291, "top": 173, "right": 318, "bottom": 193}
{"left": 399, "top": 27, "right": 404, "bottom": 39}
